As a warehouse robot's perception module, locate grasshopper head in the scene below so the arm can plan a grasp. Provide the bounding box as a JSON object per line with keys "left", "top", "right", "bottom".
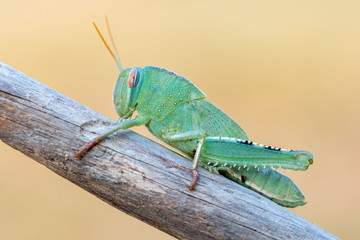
{"left": 113, "top": 67, "right": 144, "bottom": 118}
{"left": 93, "top": 18, "right": 145, "bottom": 120}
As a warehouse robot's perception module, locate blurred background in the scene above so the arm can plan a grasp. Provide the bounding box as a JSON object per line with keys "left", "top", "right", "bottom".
{"left": 1, "top": 0, "right": 359, "bottom": 239}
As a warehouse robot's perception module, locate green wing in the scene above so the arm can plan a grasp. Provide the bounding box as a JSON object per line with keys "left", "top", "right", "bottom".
{"left": 218, "top": 167, "right": 306, "bottom": 207}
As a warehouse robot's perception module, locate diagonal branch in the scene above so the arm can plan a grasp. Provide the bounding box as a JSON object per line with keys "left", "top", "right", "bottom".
{"left": 0, "top": 62, "right": 338, "bottom": 240}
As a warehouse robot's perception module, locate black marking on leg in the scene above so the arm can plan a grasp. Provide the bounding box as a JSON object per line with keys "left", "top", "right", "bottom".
{"left": 241, "top": 175, "right": 246, "bottom": 183}
{"left": 207, "top": 137, "right": 295, "bottom": 152}
{"left": 265, "top": 145, "right": 282, "bottom": 151}
{"left": 236, "top": 139, "right": 253, "bottom": 145}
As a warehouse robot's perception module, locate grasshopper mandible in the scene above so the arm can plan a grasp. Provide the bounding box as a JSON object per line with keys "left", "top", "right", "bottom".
{"left": 75, "top": 18, "right": 313, "bottom": 208}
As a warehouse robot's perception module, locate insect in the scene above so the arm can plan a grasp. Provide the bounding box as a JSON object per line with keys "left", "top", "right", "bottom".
{"left": 75, "top": 18, "right": 313, "bottom": 208}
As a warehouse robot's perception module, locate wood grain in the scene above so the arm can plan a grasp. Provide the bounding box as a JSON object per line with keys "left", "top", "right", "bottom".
{"left": 0, "top": 62, "right": 338, "bottom": 240}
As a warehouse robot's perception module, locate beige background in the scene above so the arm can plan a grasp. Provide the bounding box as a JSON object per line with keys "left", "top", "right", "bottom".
{"left": 1, "top": 1, "right": 359, "bottom": 239}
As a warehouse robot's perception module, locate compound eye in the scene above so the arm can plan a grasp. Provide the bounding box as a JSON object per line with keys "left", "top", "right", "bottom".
{"left": 127, "top": 68, "right": 140, "bottom": 88}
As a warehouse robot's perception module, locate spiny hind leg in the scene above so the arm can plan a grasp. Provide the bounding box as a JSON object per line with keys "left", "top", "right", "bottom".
{"left": 201, "top": 137, "right": 313, "bottom": 171}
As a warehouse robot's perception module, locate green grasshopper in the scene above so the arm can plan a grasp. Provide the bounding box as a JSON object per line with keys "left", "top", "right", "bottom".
{"left": 75, "top": 18, "right": 313, "bottom": 208}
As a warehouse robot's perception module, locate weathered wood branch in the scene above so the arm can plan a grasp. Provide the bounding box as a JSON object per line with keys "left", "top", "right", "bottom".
{"left": 0, "top": 62, "right": 338, "bottom": 240}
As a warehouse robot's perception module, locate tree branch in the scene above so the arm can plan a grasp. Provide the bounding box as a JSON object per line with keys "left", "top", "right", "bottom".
{"left": 0, "top": 62, "right": 338, "bottom": 240}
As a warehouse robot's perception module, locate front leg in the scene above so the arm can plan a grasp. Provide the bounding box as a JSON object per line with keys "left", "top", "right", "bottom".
{"left": 75, "top": 115, "right": 149, "bottom": 159}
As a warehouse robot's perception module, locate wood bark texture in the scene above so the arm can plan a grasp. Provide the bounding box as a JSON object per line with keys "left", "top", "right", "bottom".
{"left": 0, "top": 62, "right": 338, "bottom": 240}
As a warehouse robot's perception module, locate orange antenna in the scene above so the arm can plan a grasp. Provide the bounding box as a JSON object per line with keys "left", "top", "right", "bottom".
{"left": 105, "top": 17, "right": 122, "bottom": 71}
{"left": 92, "top": 17, "right": 123, "bottom": 72}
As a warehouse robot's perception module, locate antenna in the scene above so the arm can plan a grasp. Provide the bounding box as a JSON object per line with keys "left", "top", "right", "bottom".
{"left": 92, "top": 17, "right": 123, "bottom": 71}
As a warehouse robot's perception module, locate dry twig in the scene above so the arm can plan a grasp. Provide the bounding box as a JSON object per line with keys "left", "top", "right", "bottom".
{"left": 0, "top": 62, "right": 338, "bottom": 240}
